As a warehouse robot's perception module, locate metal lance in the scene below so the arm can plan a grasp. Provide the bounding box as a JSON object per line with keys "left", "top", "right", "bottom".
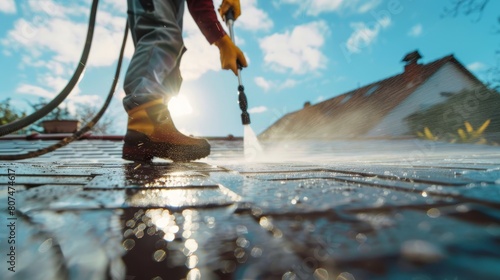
{"left": 226, "top": 9, "right": 251, "bottom": 125}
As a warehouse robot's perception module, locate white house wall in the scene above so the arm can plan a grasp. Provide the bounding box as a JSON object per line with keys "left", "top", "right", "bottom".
{"left": 366, "top": 62, "right": 478, "bottom": 137}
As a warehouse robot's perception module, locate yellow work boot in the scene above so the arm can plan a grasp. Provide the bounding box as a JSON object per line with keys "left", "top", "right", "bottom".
{"left": 122, "top": 99, "right": 210, "bottom": 162}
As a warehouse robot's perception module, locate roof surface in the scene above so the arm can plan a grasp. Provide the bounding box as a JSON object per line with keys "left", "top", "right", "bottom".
{"left": 260, "top": 53, "right": 482, "bottom": 140}
{"left": 2, "top": 138, "right": 500, "bottom": 279}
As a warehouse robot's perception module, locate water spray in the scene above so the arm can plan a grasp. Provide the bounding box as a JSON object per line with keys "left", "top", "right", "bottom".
{"left": 225, "top": 9, "right": 250, "bottom": 125}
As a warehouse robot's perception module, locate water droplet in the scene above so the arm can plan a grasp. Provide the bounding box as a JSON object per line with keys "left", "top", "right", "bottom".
{"left": 251, "top": 247, "right": 263, "bottom": 258}
{"left": 314, "top": 268, "right": 329, "bottom": 280}
{"left": 186, "top": 255, "right": 198, "bottom": 269}
{"left": 135, "top": 230, "right": 144, "bottom": 239}
{"left": 185, "top": 239, "right": 198, "bottom": 253}
{"left": 205, "top": 216, "right": 215, "bottom": 228}
{"left": 259, "top": 217, "right": 272, "bottom": 230}
{"left": 122, "top": 239, "right": 135, "bottom": 250}
{"left": 234, "top": 247, "right": 245, "bottom": 259}
{"left": 236, "top": 237, "right": 250, "bottom": 248}
{"left": 126, "top": 219, "right": 136, "bottom": 228}
{"left": 427, "top": 208, "right": 441, "bottom": 218}
{"left": 251, "top": 207, "right": 263, "bottom": 216}
{"left": 273, "top": 228, "right": 283, "bottom": 238}
{"left": 236, "top": 225, "right": 248, "bottom": 234}
{"left": 456, "top": 204, "right": 469, "bottom": 213}
{"left": 164, "top": 232, "right": 175, "bottom": 242}
{"left": 38, "top": 238, "right": 53, "bottom": 253}
{"left": 282, "top": 271, "right": 297, "bottom": 280}
{"left": 337, "top": 272, "right": 355, "bottom": 280}
{"left": 123, "top": 229, "right": 134, "bottom": 238}
{"left": 153, "top": 249, "right": 167, "bottom": 262}
{"left": 421, "top": 191, "right": 428, "bottom": 197}
{"left": 355, "top": 233, "right": 367, "bottom": 243}
{"left": 137, "top": 223, "right": 146, "bottom": 231}
{"left": 187, "top": 268, "right": 201, "bottom": 280}
{"left": 183, "top": 230, "right": 192, "bottom": 239}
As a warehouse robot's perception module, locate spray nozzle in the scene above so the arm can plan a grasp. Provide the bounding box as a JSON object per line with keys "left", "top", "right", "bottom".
{"left": 241, "top": 112, "right": 250, "bottom": 125}
{"left": 238, "top": 85, "right": 251, "bottom": 125}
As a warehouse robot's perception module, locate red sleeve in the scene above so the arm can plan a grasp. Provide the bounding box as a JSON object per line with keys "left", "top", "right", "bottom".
{"left": 186, "top": 0, "right": 227, "bottom": 44}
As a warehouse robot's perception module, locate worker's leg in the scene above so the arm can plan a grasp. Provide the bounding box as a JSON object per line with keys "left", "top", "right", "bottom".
{"left": 122, "top": 0, "right": 210, "bottom": 162}
{"left": 124, "top": 0, "right": 185, "bottom": 110}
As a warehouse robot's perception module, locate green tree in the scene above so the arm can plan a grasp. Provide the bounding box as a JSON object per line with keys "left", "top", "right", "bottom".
{"left": 0, "top": 98, "right": 27, "bottom": 135}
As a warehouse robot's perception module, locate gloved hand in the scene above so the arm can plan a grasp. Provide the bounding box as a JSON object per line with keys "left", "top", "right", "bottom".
{"left": 219, "top": 0, "right": 241, "bottom": 20}
{"left": 214, "top": 34, "right": 248, "bottom": 76}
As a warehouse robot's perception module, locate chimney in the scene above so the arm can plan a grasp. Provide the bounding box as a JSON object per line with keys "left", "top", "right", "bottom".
{"left": 402, "top": 50, "right": 423, "bottom": 82}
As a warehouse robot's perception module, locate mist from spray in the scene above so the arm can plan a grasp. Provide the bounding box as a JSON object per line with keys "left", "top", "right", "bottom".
{"left": 244, "top": 124, "right": 263, "bottom": 159}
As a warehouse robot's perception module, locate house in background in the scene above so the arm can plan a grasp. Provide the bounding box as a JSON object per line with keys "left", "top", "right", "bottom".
{"left": 260, "top": 50, "right": 485, "bottom": 140}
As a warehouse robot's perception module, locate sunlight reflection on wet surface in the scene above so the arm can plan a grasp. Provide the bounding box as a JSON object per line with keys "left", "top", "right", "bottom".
{"left": 3, "top": 139, "right": 500, "bottom": 279}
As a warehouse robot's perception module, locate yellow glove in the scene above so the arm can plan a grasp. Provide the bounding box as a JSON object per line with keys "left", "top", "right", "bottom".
{"left": 219, "top": 0, "right": 241, "bottom": 20}
{"left": 214, "top": 34, "right": 248, "bottom": 76}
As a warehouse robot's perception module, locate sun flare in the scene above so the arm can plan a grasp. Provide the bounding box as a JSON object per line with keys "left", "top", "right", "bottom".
{"left": 168, "top": 95, "right": 193, "bottom": 117}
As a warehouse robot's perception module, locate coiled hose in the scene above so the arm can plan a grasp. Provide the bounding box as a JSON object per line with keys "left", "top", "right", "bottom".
{"left": 0, "top": 4, "right": 129, "bottom": 160}
{"left": 0, "top": 0, "right": 98, "bottom": 137}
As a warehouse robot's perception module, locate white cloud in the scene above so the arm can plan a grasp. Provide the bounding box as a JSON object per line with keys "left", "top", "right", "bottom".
{"left": 179, "top": 1, "right": 262, "bottom": 80}
{"left": 103, "top": 0, "right": 128, "bottom": 12}
{"left": 467, "top": 62, "right": 486, "bottom": 71}
{"left": 357, "top": 0, "right": 382, "bottom": 13}
{"left": 180, "top": 11, "right": 221, "bottom": 81}
{"left": 211, "top": 0, "right": 272, "bottom": 31}
{"left": 2, "top": 1, "right": 130, "bottom": 69}
{"left": 0, "top": 0, "right": 16, "bottom": 14}
{"left": 16, "top": 84, "right": 54, "bottom": 98}
{"left": 248, "top": 106, "right": 268, "bottom": 114}
{"left": 280, "top": 0, "right": 344, "bottom": 16}
{"left": 259, "top": 21, "right": 329, "bottom": 74}
{"left": 27, "top": 0, "right": 87, "bottom": 19}
{"left": 16, "top": 72, "right": 82, "bottom": 100}
{"left": 254, "top": 76, "right": 299, "bottom": 92}
{"left": 278, "top": 0, "right": 381, "bottom": 16}
{"left": 238, "top": 0, "right": 273, "bottom": 31}
{"left": 408, "top": 24, "right": 423, "bottom": 37}
{"left": 255, "top": 77, "right": 273, "bottom": 92}
{"left": 345, "top": 17, "right": 391, "bottom": 53}
{"left": 281, "top": 79, "right": 297, "bottom": 89}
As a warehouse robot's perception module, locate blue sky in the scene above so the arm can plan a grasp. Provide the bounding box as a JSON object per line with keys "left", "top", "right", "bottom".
{"left": 1, "top": 0, "right": 499, "bottom": 136}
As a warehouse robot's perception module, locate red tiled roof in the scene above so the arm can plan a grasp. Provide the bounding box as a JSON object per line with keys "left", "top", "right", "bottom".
{"left": 260, "top": 53, "right": 483, "bottom": 140}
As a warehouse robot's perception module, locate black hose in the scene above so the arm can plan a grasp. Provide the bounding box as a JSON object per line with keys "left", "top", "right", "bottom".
{"left": 0, "top": 0, "right": 99, "bottom": 137}
{"left": 0, "top": 21, "right": 129, "bottom": 160}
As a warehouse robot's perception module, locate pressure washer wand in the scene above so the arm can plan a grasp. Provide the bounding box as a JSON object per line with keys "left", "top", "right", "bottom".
{"left": 225, "top": 10, "right": 251, "bottom": 125}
